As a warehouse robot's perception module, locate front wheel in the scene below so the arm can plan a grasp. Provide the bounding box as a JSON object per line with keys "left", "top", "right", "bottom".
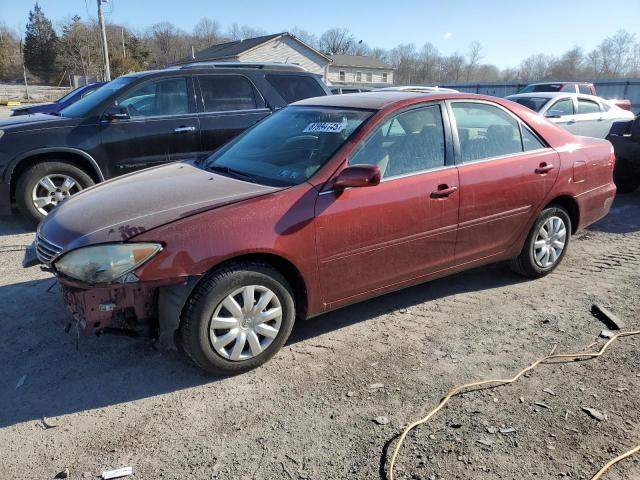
{"left": 16, "top": 161, "right": 94, "bottom": 224}
{"left": 180, "top": 262, "right": 296, "bottom": 375}
{"left": 510, "top": 206, "right": 571, "bottom": 278}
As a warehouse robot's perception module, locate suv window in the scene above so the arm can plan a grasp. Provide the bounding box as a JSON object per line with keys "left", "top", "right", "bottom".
{"left": 265, "top": 74, "right": 326, "bottom": 103}
{"left": 197, "top": 75, "right": 262, "bottom": 112}
{"left": 548, "top": 98, "right": 574, "bottom": 116}
{"left": 561, "top": 84, "right": 578, "bottom": 93}
{"left": 118, "top": 77, "right": 189, "bottom": 117}
{"left": 349, "top": 105, "right": 446, "bottom": 179}
{"left": 578, "top": 84, "right": 593, "bottom": 94}
{"left": 577, "top": 98, "right": 601, "bottom": 114}
{"left": 451, "top": 102, "right": 523, "bottom": 162}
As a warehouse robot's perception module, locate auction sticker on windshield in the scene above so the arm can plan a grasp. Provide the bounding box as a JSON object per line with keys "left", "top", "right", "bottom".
{"left": 303, "top": 118, "right": 347, "bottom": 133}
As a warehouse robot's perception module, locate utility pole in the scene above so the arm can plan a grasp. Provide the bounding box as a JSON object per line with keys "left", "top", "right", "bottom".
{"left": 19, "top": 39, "right": 29, "bottom": 101}
{"left": 121, "top": 27, "right": 126, "bottom": 58}
{"left": 97, "top": 0, "right": 111, "bottom": 81}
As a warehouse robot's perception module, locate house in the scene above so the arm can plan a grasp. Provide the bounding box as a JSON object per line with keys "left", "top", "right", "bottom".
{"left": 182, "top": 32, "right": 331, "bottom": 81}
{"left": 326, "top": 54, "right": 395, "bottom": 87}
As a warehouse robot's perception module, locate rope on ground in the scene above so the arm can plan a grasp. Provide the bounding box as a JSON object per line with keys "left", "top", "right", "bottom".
{"left": 387, "top": 330, "right": 640, "bottom": 480}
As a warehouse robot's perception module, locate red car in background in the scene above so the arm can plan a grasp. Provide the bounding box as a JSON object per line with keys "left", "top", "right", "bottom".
{"left": 28, "top": 91, "right": 616, "bottom": 374}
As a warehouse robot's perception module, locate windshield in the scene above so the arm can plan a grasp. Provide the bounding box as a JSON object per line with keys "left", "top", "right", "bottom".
{"left": 203, "top": 106, "right": 373, "bottom": 186}
{"left": 55, "top": 84, "right": 91, "bottom": 104}
{"left": 511, "top": 97, "right": 549, "bottom": 112}
{"left": 59, "top": 77, "right": 136, "bottom": 118}
{"left": 520, "top": 84, "right": 563, "bottom": 93}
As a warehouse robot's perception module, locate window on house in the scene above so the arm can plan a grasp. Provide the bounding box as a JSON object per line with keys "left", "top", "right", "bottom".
{"left": 339, "top": 71, "right": 346, "bottom": 82}
{"left": 356, "top": 71, "right": 362, "bottom": 82}
{"left": 382, "top": 73, "right": 388, "bottom": 83}
{"left": 366, "top": 72, "right": 372, "bottom": 82}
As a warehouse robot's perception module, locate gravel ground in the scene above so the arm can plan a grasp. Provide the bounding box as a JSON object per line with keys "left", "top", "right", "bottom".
{"left": 0, "top": 192, "right": 639, "bottom": 480}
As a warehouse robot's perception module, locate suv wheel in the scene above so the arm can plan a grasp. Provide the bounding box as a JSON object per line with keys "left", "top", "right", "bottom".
{"left": 16, "top": 161, "right": 94, "bottom": 224}
{"left": 180, "top": 262, "right": 296, "bottom": 375}
{"left": 510, "top": 206, "right": 571, "bottom": 278}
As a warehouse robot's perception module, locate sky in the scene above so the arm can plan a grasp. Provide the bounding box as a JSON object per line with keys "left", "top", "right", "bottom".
{"left": 2, "top": 0, "right": 640, "bottom": 69}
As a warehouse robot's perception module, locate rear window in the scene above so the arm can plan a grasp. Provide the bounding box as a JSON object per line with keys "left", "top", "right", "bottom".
{"left": 578, "top": 84, "right": 593, "bottom": 94}
{"left": 197, "top": 75, "right": 262, "bottom": 112}
{"left": 265, "top": 74, "right": 326, "bottom": 103}
{"left": 577, "top": 98, "right": 601, "bottom": 114}
{"left": 520, "top": 84, "right": 563, "bottom": 93}
{"left": 511, "top": 97, "right": 549, "bottom": 112}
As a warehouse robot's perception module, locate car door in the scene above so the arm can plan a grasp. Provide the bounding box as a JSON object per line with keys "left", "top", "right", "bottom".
{"left": 575, "top": 97, "right": 609, "bottom": 138}
{"left": 196, "top": 74, "right": 271, "bottom": 154}
{"left": 101, "top": 75, "right": 200, "bottom": 173}
{"left": 544, "top": 97, "right": 579, "bottom": 135}
{"left": 449, "top": 101, "right": 560, "bottom": 264}
{"left": 314, "top": 104, "right": 459, "bottom": 305}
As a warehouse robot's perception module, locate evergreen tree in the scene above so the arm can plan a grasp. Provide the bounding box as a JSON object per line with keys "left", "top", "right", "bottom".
{"left": 23, "top": 2, "right": 58, "bottom": 83}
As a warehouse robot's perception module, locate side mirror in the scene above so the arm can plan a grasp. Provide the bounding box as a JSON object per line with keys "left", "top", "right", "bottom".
{"left": 334, "top": 164, "right": 381, "bottom": 190}
{"left": 104, "top": 104, "right": 130, "bottom": 121}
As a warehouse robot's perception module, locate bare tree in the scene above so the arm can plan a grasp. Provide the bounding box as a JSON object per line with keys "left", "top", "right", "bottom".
{"left": 0, "top": 23, "right": 23, "bottom": 81}
{"left": 193, "top": 17, "right": 224, "bottom": 50}
{"left": 318, "top": 27, "right": 356, "bottom": 55}
{"left": 145, "top": 22, "right": 190, "bottom": 67}
{"left": 289, "top": 27, "right": 318, "bottom": 49}
{"left": 226, "top": 23, "right": 267, "bottom": 41}
{"left": 518, "top": 53, "right": 554, "bottom": 80}
{"left": 465, "top": 41, "right": 483, "bottom": 81}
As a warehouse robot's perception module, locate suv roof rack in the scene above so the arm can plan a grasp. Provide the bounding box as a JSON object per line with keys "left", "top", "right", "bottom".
{"left": 177, "top": 61, "right": 307, "bottom": 72}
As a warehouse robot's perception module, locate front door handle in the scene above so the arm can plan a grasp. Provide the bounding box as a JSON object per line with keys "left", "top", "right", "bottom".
{"left": 535, "top": 163, "right": 555, "bottom": 174}
{"left": 430, "top": 185, "right": 458, "bottom": 198}
{"left": 174, "top": 126, "right": 196, "bottom": 134}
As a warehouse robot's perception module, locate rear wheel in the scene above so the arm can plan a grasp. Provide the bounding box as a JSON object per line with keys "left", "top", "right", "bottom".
{"left": 613, "top": 158, "right": 640, "bottom": 194}
{"left": 180, "top": 262, "right": 296, "bottom": 375}
{"left": 510, "top": 206, "right": 571, "bottom": 278}
{"left": 16, "top": 161, "right": 94, "bottom": 224}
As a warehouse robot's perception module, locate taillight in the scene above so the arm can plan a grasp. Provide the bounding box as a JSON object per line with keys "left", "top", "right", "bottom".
{"left": 609, "top": 147, "right": 616, "bottom": 171}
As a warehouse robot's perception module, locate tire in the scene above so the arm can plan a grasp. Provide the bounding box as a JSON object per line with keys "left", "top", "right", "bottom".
{"left": 180, "top": 262, "right": 296, "bottom": 375}
{"left": 510, "top": 206, "right": 571, "bottom": 279}
{"left": 613, "top": 158, "right": 640, "bottom": 194}
{"left": 16, "top": 161, "right": 95, "bottom": 224}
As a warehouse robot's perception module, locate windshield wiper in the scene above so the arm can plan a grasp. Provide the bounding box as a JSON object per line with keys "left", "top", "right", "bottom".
{"left": 206, "top": 164, "right": 258, "bottom": 184}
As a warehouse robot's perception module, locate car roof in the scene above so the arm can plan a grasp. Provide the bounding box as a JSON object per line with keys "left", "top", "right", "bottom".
{"left": 507, "top": 92, "right": 604, "bottom": 102}
{"left": 527, "top": 81, "right": 592, "bottom": 86}
{"left": 293, "top": 91, "right": 505, "bottom": 110}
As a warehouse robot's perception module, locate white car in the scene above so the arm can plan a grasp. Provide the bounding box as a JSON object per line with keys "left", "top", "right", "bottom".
{"left": 376, "top": 86, "right": 459, "bottom": 93}
{"left": 506, "top": 92, "right": 634, "bottom": 139}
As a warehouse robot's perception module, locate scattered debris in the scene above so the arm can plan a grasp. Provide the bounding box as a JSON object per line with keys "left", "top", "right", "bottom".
{"left": 519, "top": 396, "right": 525, "bottom": 403}
{"left": 101, "top": 467, "right": 132, "bottom": 479}
{"left": 15, "top": 375, "right": 26, "bottom": 389}
{"left": 600, "top": 329, "right": 615, "bottom": 339}
{"left": 41, "top": 417, "right": 58, "bottom": 430}
{"left": 499, "top": 427, "right": 516, "bottom": 434}
{"left": 582, "top": 407, "right": 606, "bottom": 422}
{"left": 534, "top": 402, "right": 551, "bottom": 410}
{"left": 368, "top": 383, "right": 384, "bottom": 390}
{"left": 449, "top": 422, "right": 463, "bottom": 429}
{"left": 485, "top": 426, "right": 499, "bottom": 434}
{"left": 54, "top": 469, "right": 69, "bottom": 479}
{"left": 374, "top": 416, "right": 389, "bottom": 425}
{"left": 477, "top": 438, "right": 493, "bottom": 447}
{"left": 346, "top": 391, "right": 355, "bottom": 397}
{"left": 591, "top": 304, "right": 625, "bottom": 330}
{"left": 542, "top": 388, "right": 556, "bottom": 396}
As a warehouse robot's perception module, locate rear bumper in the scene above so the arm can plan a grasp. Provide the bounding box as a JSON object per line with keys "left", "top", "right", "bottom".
{"left": 575, "top": 183, "right": 617, "bottom": 230}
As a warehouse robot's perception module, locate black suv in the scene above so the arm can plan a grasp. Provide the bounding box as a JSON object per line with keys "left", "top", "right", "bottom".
{"left": 0, "top": 63, "right": 330, "bottom": 223}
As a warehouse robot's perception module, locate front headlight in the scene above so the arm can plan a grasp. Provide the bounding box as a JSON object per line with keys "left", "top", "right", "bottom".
{"left": 55, "top": 243, "right": 162, "bottom": 284}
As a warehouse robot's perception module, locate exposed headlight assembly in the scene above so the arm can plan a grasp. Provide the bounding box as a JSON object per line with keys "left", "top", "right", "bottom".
{"left": 54, "top": 243, "right": 162, "bottom": 284}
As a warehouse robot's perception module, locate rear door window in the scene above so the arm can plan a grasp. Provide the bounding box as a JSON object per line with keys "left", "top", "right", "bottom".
{"left": 577, "top": 98, "right": 601, "bottom": 114}
{"left": 451, "top": 102, "right": 524, "bottom": 162}
{"left": 197, "top": 75, "right": 263, "bottom": 112}
{"left": 265, "top": 74, "right": 326, "bottom": 103}
{"left": 548, "top": 98, "right": 574, "bottom": 116}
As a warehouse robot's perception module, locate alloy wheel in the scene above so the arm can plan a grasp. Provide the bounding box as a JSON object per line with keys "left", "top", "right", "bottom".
{"left": 209, "top": 285, "right": 283, "bottom": 361}
{"left": 31, "top": 174, "right": 82, "bottom": 216}
{"left": 533, "top": 216, "right": 567, "bottom": 268}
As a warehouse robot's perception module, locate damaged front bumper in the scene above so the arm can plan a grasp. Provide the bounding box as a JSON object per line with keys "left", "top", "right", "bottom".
{"left": 62, "top": 282, "right": 158, "bottom": 335}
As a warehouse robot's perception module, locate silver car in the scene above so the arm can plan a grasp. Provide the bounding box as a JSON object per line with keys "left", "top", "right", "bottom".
{"left": 506, "top": 92, "right": 634, "bottom": 138}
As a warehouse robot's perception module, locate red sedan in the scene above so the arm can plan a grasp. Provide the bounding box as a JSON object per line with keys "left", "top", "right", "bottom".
{"left": 30, "top": 92, "right": 616, "bottom": 374}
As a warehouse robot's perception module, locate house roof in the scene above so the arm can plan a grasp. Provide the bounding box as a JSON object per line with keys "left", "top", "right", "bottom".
{"left": 185, "top": 32, "right": 331, "bottom": 64}
{"left": 328, "top": 54, "right": 394, "bottom": 70}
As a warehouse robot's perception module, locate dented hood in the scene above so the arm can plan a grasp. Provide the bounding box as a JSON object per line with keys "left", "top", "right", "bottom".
{"left": 39, "top": 162, "right": 281, "bottom": 252}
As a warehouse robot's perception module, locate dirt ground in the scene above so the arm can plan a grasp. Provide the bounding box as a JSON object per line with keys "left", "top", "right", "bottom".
{"left": 0, "top": 191, "right": 639, "bottom": 480}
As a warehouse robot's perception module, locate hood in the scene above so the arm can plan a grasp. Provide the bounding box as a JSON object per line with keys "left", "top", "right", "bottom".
{"left": 11, "top": 103, "right": 57, "bottom": 115}
{"left": 39, "top": 162, "right": 282, "bottom": 253}
{"left": 0, "top": 112, "right": 73, "bottom": 131}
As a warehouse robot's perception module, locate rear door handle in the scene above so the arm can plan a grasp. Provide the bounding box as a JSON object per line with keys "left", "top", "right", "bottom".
{"left": 430, "top": 185, "right": 458, "bottom": 198}
{"left": 535, "top": 163, "right": 555, "bottom": 174}
{"left": 174, "top": 126, "right": 196, "bottom": 134}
